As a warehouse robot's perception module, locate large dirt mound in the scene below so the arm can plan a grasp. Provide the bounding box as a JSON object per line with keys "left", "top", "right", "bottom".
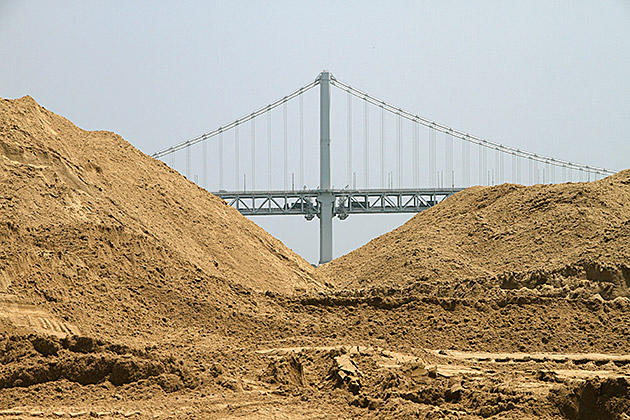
{"left": 0, "top": 96, "right": 324, "bottom": 342}
{"left": 321, "top": 171, "right": 630, "bottom": 299}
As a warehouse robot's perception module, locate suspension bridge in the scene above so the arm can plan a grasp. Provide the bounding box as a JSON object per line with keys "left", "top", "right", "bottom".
{"left": 152, "top": 71, "right": 615, "bottom": 265}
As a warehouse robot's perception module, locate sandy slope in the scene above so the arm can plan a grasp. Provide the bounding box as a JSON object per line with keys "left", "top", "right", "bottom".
{"left": 321, "top": 171, "right": 630, "bottom": 299}
{"left": 0, "top": 96, "right": 324, "bottom": 343}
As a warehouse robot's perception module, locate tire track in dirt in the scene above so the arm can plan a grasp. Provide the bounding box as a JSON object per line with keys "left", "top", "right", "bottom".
{"left": 0, "top": 294, "right": 79, "bottom": 337}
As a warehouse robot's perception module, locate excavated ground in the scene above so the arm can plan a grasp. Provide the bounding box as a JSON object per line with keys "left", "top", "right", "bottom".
{"left": 2, "top": 296, "right": 630, "bottom": 420}
{"left": 1, "top": 96, "right": 629, "bottom": 419}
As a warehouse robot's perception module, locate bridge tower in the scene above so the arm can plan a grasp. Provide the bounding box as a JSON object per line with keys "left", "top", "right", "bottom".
{"left": 318, "top": 70, "right": 334, "bottom": 265}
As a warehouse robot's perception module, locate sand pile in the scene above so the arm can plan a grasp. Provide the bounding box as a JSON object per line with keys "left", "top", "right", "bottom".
{"left": 321, "top": 171, "right": 630, "bottom": 299}
{"left": 0, "top": 96, "right": 324, "bottom": 343}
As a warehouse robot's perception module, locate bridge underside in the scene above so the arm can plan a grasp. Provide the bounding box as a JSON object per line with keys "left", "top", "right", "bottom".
{"left": 214, "top": 188, "right": 462, "bottom": 265}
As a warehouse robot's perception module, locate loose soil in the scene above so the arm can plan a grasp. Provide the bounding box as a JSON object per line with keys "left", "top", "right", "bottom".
{"left": 1, "top": 96, "right": 629, "bottom": 419}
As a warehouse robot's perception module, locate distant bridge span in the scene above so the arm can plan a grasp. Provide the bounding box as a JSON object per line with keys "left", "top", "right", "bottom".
{"left": 153, "top": 71, "right": 615, "bottom": 264}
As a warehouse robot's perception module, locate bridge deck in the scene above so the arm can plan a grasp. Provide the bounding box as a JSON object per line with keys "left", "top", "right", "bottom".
{"left": 213, "top": 188, "right": 464, "bottom": 219}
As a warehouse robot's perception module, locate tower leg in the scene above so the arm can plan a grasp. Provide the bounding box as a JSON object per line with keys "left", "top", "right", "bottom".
{"left": 318, "top": 70, "right": 333, "bottom": 265}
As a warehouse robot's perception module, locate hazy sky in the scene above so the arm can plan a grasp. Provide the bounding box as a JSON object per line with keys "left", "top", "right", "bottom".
{"left": 1, "top": 1, "right": 628, "bottom": 263}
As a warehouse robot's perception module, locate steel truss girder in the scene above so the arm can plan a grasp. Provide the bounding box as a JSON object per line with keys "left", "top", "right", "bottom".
{"left": 214, "top": 188, "right": 463, "bottom": 218}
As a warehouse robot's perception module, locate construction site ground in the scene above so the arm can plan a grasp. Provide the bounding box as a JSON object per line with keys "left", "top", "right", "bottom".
{"left": 1, "top": 96, "right": 629, "bottom": 419}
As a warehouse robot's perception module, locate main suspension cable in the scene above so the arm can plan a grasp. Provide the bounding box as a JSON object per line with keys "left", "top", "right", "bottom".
{"left": 330, "top": 76, "right": 614, "bottom": 175}
{"left": 152, "top": 78, "right": 319, "bottom": 159}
